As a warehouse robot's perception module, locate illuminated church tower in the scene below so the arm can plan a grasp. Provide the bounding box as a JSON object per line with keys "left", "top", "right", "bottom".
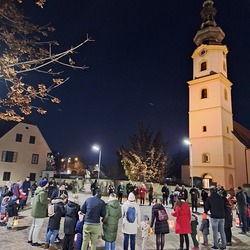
{"left": 187, "top": 0, "right": 235, "bottom": 188}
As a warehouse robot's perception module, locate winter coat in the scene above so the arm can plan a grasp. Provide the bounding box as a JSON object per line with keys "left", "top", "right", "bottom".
{"left": 161, "top": 186, "right": 169, "bottom": 197}
{"left": 22, "top": 180, "right": 31, "bottom": 193}
{"left": 48, "top": 197, "right": 66, "bottom": 230}
{"left": 31, "top": 186, "right": 49, "bottom": 218}
{"left": 171, "top": 201, "right": 191, "bottom": 234}
{"left": 179, "top": 188, "right": 188, "bottom": 201}
{"left": 81, "top": 196, "right": 106, "bottom": 224}
{"left": 139, "top": 187, "right": 146, "bottom": 198}
{"left": 117, "top": 184, "right": 124, "bottom": 195}
{"left": 190, "top": 214, "right": 198, "bottom": 235}
{"left": 199, "top": 219, "right": 209, "bottom": 235}
{"left": 122, "top": 200, "right": 140, "bottom": 234}
{"left": 205, "top": 191, "right": 227, "bottom": 218}
{"left": 150, "top": 203, "right": 170, "bottom": 235}
{"left": 6, "top": 198, "right": 18, "bottom": 217}
{"left": 75, "top": 220, "right": 84, "bottom": 250}
{"left": 189, "top": 188, "right": 200, "bottom": 200}
{"left": 64, "top": 200, "right": 80, "bottom": 234}
{"left": 102, "top": 198, "right": 122, "bottom": 242}
{"left": 50, "top": 188, "right": 68, "bottom": 200}
{"left": 236, "top": 190, "right": 247, "bottom": 215}
{"left": 224, "top": 200, "right": 233, "bottom": 228}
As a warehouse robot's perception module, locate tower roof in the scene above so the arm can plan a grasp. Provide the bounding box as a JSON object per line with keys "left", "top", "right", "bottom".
{"left": 193, "top": 0, "right": 225, "bottom": 46}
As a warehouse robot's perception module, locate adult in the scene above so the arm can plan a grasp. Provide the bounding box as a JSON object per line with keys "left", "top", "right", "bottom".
{"left": 179, "top": 185, "right": 188, "bottom": 201}
{"left": 117, "top": 181, "right": 125, "bottom": 204}
{"left": 139, "top": 184, "right": 147, "bottom": 205}
{"left": 30, "top": 181, "right": 38, "bottom": 198}
{"left": 150, "top": 199, "right": 170, "bottom": 250}
{"left": 161, "top": 183, "right": 169, "bottom": 206}
{"left": 205, "top": 187, "right": 227, "bottom": 249}
{"left": 126, "top": 181, "right": 134, "bottom": 198}
{"left": 122, "top": 192, "right": 141, "bottom": 250}
{"left": 148, "top": 183, "right": 154, "bottom": 206}
{"left": 50, "top": 182, "right": 68, "bottom": 201}
{"left": 102, "top": 193, "right": 122, "bottom": 250}
{"left": 133, "top": 184, "right": 139, "bottom": 202}
{"left": 0, "top": 181, "right": 12, "bottom": 203}
{"left": 80, "top": 193, "right": 106, "bottom": 250}
{"left": 21, "top": 176, "right": 31, "bottom": 206}
{"left": 12, "top": 180, "right": 22, "bottom": 201}
{"left": 201, "top": 189, "right": 208, "bottom": 212}
{"left": 189, "top": 185, "right": 200, "bottom": 213}
{"left": 223, "top": 193, "right": 233, "bottom": 246}
{"left": 28, "top": 179, "right": 49, "bottom": 247}
{"left": 48, "top": 179, "right": 57, "bottom": 199}
{"left": 108, "top": 182, "right": 115, "bottom": 195}
{"left": 62, "top": 194, "right": 80, "bottom": 250}
{"left": 171, "top": 199, "right": 191, "bottom": 250}
{"left": 235, "top": 186, "right": 248, "bottom": 234}
{"left": 90, "top": 179, "right": 99, "bottom": 196}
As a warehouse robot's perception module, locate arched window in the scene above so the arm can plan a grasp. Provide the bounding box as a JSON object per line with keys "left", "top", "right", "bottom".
{"left": 201, "top": 88, "right": 208, "bottom": 99}
{"left": 201, "top": 61, "right": 207, "bottom": 71}
{"left": 202, "top": 153, "right": 210, "bottom": 163}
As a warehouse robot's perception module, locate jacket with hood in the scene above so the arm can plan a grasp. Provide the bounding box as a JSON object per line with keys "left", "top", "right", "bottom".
{"left": 48, "top": 197, "right": 66, "bottom": 230}
{"left": 31, "top": 186, "right": 49, "bottom": 218}
{"left": 122, "top": 199, "right": 140, "bottom": 234}
{"left": 102, "top": 198, "right": 122, "bottom": 242}
{"left": 64, "top": 200, "right": 80, "bottom": 234}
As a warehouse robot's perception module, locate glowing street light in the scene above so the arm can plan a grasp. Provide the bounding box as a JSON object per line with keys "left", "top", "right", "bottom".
{"left": 183, "top": 139, "right": 193, "bottom": 187}
{"left": 92, "top": 145, "right": 101, "bottom": 181}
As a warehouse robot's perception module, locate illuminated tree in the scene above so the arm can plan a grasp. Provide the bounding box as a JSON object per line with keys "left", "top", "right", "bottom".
{"left": 119, "top": 123, "right": 168, "bottom": 182}
{"left": 0, "top": 0, "right": 93, "bottom": 121}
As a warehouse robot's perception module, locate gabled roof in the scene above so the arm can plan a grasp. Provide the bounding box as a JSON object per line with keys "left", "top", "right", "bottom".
{"left": 233, "top": 121, "right": 250, "bottom": 149}
{"left": 0, "top": 119, "right": 35, "bottom": 138}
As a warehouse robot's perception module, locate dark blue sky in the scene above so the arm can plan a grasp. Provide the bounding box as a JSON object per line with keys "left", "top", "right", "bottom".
{"left": 22, "top": 0, "right": 250, "bottom": 165}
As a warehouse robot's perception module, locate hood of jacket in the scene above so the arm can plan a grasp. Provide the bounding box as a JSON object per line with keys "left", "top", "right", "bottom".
{"left": 35, "top": 186, "right": 46, "bottom": 195}
{"left": 51, "top": 197, "right": 64, "bottom": 205}
{"left": 107, "top": 199, "right": 120, "bottom": 209}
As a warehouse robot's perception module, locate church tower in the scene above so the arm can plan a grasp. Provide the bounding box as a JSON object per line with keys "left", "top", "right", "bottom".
{"left": 187, "top": 0, "right": 235, "bottom": 189}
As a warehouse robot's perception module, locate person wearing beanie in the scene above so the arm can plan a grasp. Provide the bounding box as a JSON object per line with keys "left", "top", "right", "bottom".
{"left": 28, "top": 179, "right": 49, "bottom": 247}
{"left": 122, "top": 191, "right": 141, "bottom": 250}
{"left": 199, "top": 213, "right": 210, "bottom": 246}
{"left": 141, "top": 214, "right": 150, "bottom": 250}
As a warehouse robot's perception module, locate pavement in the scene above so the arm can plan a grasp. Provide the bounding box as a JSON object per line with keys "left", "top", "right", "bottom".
{"left": 0, "top": 191, "right": 250, "bottom": 250}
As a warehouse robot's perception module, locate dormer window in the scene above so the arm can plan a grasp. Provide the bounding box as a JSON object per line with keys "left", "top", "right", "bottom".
{"left": 201, "top": 88, "right": 208, "bottom": 99}
{"left": 200, "top": 61, "right": 207, "bottom": 71}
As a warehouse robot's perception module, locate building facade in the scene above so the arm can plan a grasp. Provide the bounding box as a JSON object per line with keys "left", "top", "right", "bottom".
{"left": 0, "top": 120, "right": 51, "bottom": 187}
{"left": 187, "top": 0, "right": 250, "bottom": 189}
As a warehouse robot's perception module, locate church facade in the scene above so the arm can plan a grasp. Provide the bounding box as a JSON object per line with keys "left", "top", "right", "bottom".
{"left": 187, "top": 0, "right": 250, "bottom": 189}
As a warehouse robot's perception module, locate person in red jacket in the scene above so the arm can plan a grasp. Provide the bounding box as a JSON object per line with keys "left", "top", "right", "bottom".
{"left": 139, "top": 184, "right": 147, "bottom": 205}
{"left": 171, "top": 199, "right": 191, "bottom": 250}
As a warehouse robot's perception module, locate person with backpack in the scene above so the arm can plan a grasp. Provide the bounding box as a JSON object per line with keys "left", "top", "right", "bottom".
{"left": 44, "top": 194, "right": 67, "bottom": 250}
{"left": 122, "top": 192, "right": 141, "bottom": 250}
{"left": 150, "top": 198, "right": 170, "bottom": 250}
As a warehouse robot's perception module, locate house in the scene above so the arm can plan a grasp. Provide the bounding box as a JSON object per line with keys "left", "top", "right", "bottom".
{"left": 0, "top": 120, "right": 51, "bottom": 187}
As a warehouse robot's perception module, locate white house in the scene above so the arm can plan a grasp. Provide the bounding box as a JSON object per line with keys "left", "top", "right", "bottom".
{"left": 0, "top": 120, "right": 51, "bottom": 187}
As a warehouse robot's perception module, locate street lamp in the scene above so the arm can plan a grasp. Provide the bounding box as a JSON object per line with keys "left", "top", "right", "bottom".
{"left": 92, "top": 145, "right": 102, "bottom": 181}
{"left": 184, "top": 139, "right": 193, "bottom": 187}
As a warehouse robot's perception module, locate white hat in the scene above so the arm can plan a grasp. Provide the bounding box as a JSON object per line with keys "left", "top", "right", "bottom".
{"left": 128, "top": 192, "right": 135, "bottom": 201}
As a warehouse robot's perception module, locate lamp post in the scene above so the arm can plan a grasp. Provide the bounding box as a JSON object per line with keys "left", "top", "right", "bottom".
{"left": 184, "top": 139, "right": 193, "bottom": 187}
{"left": 92, "top": 145, "right": 101, "bottom": 182}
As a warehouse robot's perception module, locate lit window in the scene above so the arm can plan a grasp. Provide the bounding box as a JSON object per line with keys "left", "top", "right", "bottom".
{"left": 29, "top": 136, "right": 36, "bottom": 144}
{"left": 31, "top": 154, "right": 39, "bottom": 164}
{"left": 202, "top": 153, "right": 210, "bottom": 163}
{"left": 201, "top": 61, "right": 207, "bottom": 71}
{"left": 15, "top": 133, "right": 23, "bottom": 142}
{"left": 1, "top": 151, "right": 17, "bottom": 162}
{"left": 201, "top": 88, "right": 208, "bottom": 99}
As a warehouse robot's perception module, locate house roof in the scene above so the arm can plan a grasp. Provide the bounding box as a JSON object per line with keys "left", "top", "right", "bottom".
{"left": 0, "top": 119, "right": 35, "bottom": 138}
{"left": 233, "top": 121, "right": 250, "bottom": 149}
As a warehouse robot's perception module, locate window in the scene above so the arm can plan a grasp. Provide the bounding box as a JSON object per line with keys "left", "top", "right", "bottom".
{"left": 29, "top": 136, "right": 36, "bottom": 144}
{"left": 30, "top": 173, "right": 36, "bottom": 181}
{"left": 1, "top": 151, "right": 17, "bottom": 162}
{"left": 203, "top": 126, "right": 207, "bottom": 132}
{"left": 226, "top": 126, "right": 229, "bottom": 134}
{"left": 224, "top": 88, "right": 228, "bottom": 100}
{"left": 223, "top": 61, "right": 226, "bottom": 71}
{"left": 31, "top": 154, "right": 39, "bottom": 164}
{"left": 201, "top": 88, "right": 208, "bottom": 99}
{"left": 3, "top": 172, "right": 11, "bottom": 181}
{"left": 202, "top": 153, "right": 210, "bottom": 163}
{"left": 228, "top": 154, "right": 232, "bottom": 165}
{"left": 200, "top": 61, "right": 207, "bottom": 71}
{"left": 15, "top": 133, "right": 23, "bottom": 142}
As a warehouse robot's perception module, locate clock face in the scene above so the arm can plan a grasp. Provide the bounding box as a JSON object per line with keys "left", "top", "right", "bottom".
{"left": 199, "top": 49, "right": 207, "bottom": 56}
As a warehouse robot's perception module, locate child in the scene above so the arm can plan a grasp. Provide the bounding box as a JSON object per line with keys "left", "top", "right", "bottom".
{"left": 141, "top": 215, "right": 150, "bottom": 250}
{"left": 190, "top": 214, "right": 199, "bottom": 250}
{"left": 169, "top": 191, "right": 175, "bottom": 209}
{"left": 199, "top": 213, "right": 209, "bottom": 246}
{"left": 6, "top": 196, "right": 18, "bottom": 230}
{"left": 0, "top": 196, "right": 10, "bottom": 226}
{"left": 74, "top": 211, "right": 85, "bottom": 250}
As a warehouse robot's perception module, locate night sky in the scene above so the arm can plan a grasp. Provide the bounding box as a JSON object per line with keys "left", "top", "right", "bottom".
{"left": 21, "top": 0, "right": 250, "bottom": 165}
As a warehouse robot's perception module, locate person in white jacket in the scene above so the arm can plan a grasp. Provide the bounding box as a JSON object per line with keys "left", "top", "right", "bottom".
{"left": 122, "top": 192, "right": 141, "bottom": 250}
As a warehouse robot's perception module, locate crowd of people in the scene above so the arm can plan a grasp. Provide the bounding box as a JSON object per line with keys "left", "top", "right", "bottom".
{"left": 0, "top": 178, "right": 250, "bottom": 250}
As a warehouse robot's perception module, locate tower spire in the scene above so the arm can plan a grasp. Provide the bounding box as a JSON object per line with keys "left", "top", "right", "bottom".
{"left": 193, "top": 0, "right": 225, "bottom": 46}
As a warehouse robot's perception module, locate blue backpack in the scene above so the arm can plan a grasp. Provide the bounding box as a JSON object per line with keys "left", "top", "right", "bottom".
{"left": 126, "top": 207, "right": 136, "bottom": 223}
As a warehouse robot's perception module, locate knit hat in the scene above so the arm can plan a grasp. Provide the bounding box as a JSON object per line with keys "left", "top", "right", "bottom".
{"left": 143, "top": 215, "right": 149, "bottom": 221}
{"left": 128, "top": 192, "right": 135, "bottom": 201}
{"left": 39, "top": 179, "right": 48, "bottom": 187}
{"left": 202, "top": 213, "right": 207, "bottom": 219}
